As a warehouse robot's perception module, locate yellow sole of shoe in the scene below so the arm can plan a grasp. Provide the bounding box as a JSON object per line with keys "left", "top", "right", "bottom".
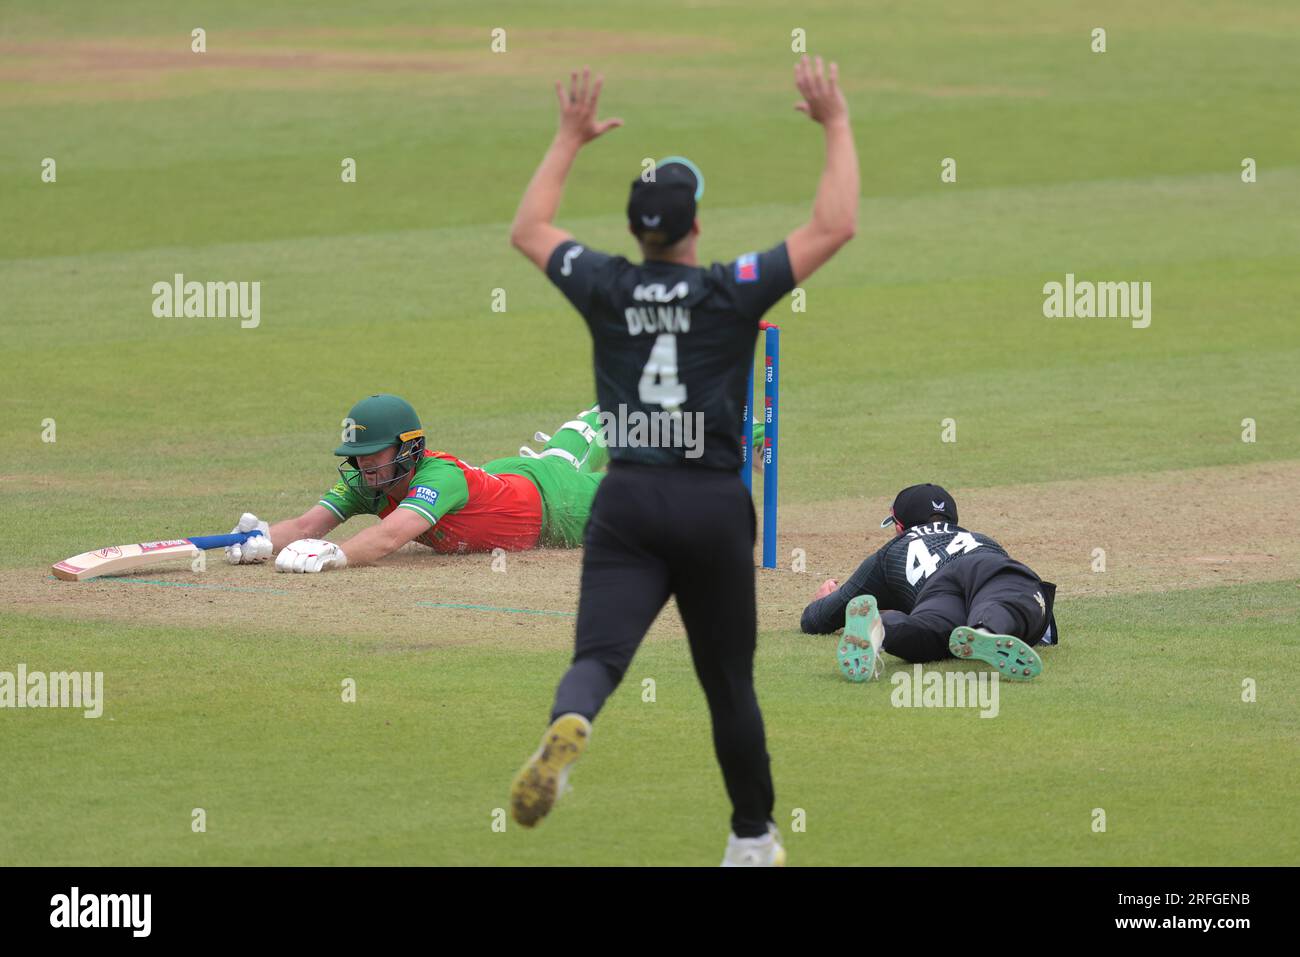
{"left": 509, "top": 714, "right": 590, "bottom": 828}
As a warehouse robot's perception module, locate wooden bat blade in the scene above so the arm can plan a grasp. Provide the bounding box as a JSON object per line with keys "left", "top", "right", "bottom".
{"left": 51, "top": 540, "right": 199, "bottom": 582}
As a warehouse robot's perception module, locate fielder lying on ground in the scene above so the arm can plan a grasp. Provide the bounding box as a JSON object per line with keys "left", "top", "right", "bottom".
{"left": 800, "top": 483, "right": 1059, "bottom": 681}
{"left": 225, "top": 393, "right": 607, "bottom": 573}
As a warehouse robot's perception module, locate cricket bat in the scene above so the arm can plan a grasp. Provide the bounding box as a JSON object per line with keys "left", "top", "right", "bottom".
{"left": 51, "top": 531, "right": 265, "bottom": 582}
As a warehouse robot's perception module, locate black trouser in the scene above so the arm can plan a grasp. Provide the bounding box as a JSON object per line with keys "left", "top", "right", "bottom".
{"left": 551, "top": 462, "right": 774, "bottom": 838}
{"left": 881, "top": 551, "right": 1051, "bottom": 663}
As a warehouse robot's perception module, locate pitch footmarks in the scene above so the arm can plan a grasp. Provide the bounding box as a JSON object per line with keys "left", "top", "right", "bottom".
{"left": 949, "top": 627, "right": 1042, "bottom": 681}
{"left": 510, "top": 713, "right": 592, "bottom": 829}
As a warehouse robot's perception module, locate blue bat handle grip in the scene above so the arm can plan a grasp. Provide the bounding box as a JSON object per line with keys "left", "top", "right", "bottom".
{"left": 186, "top": 530, "right": 265, "bottom": 550}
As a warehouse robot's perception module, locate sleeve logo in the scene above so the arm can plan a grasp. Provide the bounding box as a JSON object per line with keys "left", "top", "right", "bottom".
{"left": 410, "top": 486, "right": 439, "bottom": 507}
{"left": 561, "top": 244, "right": 585, "bottom": 277}
{"left": 735, "top": 253, "right": 759, "bottom": 283}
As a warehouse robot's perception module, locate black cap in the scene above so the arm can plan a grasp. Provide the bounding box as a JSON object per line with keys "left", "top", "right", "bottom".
{"left": 627, "top": 157, "right": 704, "bottom": 246}
{"left": 881, "top": 484, "right": 958, "bottom": 529}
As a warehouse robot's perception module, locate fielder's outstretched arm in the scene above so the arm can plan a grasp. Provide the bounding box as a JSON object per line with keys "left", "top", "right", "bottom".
{"left": 510, "top": 66, "right": 623, "bottom": 271}
{"left": 785, "top": 56, "right": 859, "bottom": 285}
{"left": 800, "top": 551, "right": 888, "bottom": 634}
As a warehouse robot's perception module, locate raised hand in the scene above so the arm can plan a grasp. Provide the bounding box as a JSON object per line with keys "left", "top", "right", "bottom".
{"left": 555, "top": 66, "right": 623, "bottom": 145}
{"left": 793, "top": 55, "right": 848, "bottom": 125}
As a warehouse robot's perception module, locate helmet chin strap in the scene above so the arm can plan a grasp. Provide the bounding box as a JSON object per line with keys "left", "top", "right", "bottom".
{"left": 388, "top": 462, "right": 417, "bottom": 495}
{"left": 341, "top": 435, "right": 425, "bottom": 504}
{"left": 368, "top": 461, "right": 415, "bottom": 495}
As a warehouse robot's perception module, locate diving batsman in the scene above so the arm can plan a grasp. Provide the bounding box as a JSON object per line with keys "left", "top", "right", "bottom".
{"left": 225, "top": 393, "right": 608, "bottom": 572}
{"left": 226, "top": 392, "right": 769, "bottom": 572}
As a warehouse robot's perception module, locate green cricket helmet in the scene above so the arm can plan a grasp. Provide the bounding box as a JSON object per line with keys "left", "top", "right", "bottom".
{"left": 335, "top": 394, "right": 427, "bottom": 505}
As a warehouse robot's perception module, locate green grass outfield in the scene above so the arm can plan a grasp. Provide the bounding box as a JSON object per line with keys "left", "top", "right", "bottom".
{"left": 3, "top": 580, "right": 1297, "bottom": 866}
{"left": 2, "top": 1, "right": 1298, "bottom": 865}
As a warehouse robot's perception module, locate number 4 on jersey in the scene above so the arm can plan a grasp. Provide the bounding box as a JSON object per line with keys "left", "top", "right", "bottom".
{"left": 904, "top": 531, "right": 981, "bottom": 585}
{"left": 638, "top": 333, "right": 687, "bottom": 413}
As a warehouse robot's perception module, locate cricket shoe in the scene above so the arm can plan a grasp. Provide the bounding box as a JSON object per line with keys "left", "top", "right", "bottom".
{"left": 510, "top": 712, "right": 591, "bottom": 828}
{"left": 838, "top": 594, "right": 885, "bottom": 682}
{"left": 721, "top": 823, "right": 787, "bottom": 867}
{"left": 949, "top": 626, "right": 1042, "bottom": 681}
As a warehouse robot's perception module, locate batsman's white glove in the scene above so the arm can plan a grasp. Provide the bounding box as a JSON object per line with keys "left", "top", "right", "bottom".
{"left": 276, "top": 539, "right": 348, "bottom": 574}
{"left": 226, "top": 513, "right": 273, "bottom": 564}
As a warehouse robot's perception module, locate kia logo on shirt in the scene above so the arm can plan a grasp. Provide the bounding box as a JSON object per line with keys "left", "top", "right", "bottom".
{"left": 632, "top": 281, "right": 690, "bottom": 303}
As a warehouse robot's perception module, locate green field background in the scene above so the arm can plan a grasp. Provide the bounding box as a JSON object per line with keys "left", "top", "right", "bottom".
{"left": 1, "top": 1, "right": 1297, "bottom": 864}
{"left": 3, "top": 581, "right": 1297, "bottom": 866}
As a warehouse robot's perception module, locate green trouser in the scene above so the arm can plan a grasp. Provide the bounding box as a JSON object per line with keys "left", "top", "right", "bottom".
{"left": 482, "top": 407, "right": 606, "bottom": 548}
{"left": 483, "top": 408, "right": 766, "bottom": 548}
{"left": 484, "top": 455, "right": 601, "bottom": 548}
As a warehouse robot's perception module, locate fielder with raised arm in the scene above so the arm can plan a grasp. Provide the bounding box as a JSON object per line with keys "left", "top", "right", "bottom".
{"left": 505, "top": 57, "right": 859, "bottom": 866}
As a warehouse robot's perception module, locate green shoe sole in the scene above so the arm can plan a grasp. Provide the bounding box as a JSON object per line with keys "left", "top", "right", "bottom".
{"left": 949, "top": 626, "right": 1042, "bottom": 681}
{"left": 838, "top": 595, "right": 882, "bottom": 682}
